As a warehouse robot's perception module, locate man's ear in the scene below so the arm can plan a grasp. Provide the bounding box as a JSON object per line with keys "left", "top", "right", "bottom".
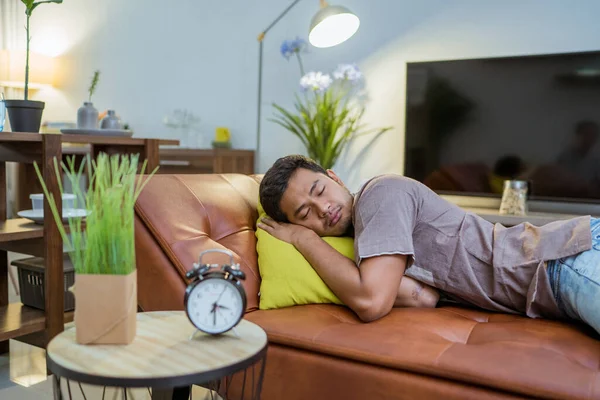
{"left": 326, "top": 169, "right": 344, "bottom": 186}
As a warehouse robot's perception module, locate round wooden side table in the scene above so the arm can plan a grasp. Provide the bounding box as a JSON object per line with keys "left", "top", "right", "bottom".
{"left": 46, "top": 311, "right": 268, "bottom": 399}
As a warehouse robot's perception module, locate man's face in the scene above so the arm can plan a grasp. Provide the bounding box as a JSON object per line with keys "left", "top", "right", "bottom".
{"left": 279, "top": 168, "right": 354, "bottom": 237}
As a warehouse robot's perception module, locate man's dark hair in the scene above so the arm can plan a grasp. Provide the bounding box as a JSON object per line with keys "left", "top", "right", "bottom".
{"left": 259, "top": 155, "right": 327, "bottom": 222}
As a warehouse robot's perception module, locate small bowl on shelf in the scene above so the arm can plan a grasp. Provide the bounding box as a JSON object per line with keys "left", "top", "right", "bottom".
{"left": 30, "top": 193, "right": 77, "bottom": 211}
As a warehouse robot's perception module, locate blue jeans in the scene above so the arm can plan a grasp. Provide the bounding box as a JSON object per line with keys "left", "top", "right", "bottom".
{"left": 547, "top": 217, "right": 600, "bottom": 334}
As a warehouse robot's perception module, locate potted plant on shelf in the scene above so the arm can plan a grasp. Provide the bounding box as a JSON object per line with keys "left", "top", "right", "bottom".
{"left": 4, "top": 0, "right": 63, "bottom": 133}
{"left": 34, "top": 153, "right": 157, "bottom": 344}
{"left": 271, "top": 38, "right": 391, "bottom": 169}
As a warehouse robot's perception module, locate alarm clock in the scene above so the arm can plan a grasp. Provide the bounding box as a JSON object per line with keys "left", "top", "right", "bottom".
{"left": 184, "top": 249, "right": 247, "bottom": 335}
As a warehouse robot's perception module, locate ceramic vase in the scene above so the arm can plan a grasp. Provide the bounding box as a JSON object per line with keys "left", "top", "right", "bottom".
{"left": 100, "top": 110, "right": 122, "bottom": 129}
{"left": 77, "top": 102, "right": 99, "bottom": 130}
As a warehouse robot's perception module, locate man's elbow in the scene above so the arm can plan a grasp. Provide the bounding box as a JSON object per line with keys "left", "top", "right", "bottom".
{"left": 354, "top": 297, "right": 394, "bottom": 323}
{"left": 354, "top": 288, "right": 440, "bottom": 321}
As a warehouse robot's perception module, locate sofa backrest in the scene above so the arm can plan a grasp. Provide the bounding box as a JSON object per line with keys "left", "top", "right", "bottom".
{"left": 135, "top": 174, "right": 262, "bottom": 311}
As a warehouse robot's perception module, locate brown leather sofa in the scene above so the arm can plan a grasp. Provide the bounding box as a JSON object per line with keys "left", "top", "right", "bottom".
{"left": 134, "top": 174, "right": 600, "bottom": 400}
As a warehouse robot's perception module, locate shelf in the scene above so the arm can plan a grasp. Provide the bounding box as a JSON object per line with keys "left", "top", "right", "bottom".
{"left": 61, "top": 134, "right": 178, "bottom": 146}
{"left": 0, "top": 132, "right": 179, "bottom": 147}
{"left": 0, "top": 133, "right": 178, "bottom": 347}
{"left": 0, "top": 303, "right": 74, "bottom": 342}
{"left": 0, "top": 218, "right": 43, "bottom": 242}
{"left": 0, "top": 133, "right": 44, "bottom": 143}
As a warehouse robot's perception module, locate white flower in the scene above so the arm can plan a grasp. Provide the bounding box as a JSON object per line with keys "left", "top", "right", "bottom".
{"left": 333, "top": 64, "right": 362, "bottom": 82}
{"left": 299, "top": 71, "right": 333, "bottom": 92}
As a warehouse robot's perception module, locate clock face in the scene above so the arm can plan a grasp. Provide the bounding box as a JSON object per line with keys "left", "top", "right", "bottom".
{"left": 186, "top": 278, "right": 244, "bottom": 335}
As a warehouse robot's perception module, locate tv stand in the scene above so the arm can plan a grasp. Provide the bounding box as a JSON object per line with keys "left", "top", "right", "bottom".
{"left": 463, "top": 206, "right": 583, "bottom": 226}
{"left": 441, "top": 194, "right": 598, "bottom": 226}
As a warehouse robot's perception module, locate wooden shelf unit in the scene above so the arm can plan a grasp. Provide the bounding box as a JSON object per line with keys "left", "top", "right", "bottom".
{"left": 0, "top": 303, "right": 73, "bottom": 342}
{"left": 0, "top": 218, "right": 43, "bottom": 242}
{"left": 0, "top": 132, "right": 178, "bottom": 352}
{"left": 158, "top": 148, "right": 255, "bottom": 175}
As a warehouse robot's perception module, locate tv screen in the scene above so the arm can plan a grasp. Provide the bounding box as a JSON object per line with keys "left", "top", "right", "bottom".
{"left": 404, "top": 50, "right": 600, "bottom": 204}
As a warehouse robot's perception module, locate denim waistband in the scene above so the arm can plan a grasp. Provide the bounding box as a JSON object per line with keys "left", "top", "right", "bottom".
{"left": 547, "top": 216, "right": 598, "bottom": 308}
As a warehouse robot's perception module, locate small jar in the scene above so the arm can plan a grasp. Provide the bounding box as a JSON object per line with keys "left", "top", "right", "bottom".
{"left": 100, "top": 110, "right": 122, "bottom": 130}
{"left": 499, "top": 180, "right": 529, "bottom": 216}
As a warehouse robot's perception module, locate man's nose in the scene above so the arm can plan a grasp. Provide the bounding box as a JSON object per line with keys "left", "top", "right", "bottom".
{"left": 317, "top": 201, "right": 330, "bottom": 217}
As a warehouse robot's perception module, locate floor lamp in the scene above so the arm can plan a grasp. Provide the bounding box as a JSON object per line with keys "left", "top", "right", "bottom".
{"left": 255, "top": 0, "right": 360, "bottom": 172}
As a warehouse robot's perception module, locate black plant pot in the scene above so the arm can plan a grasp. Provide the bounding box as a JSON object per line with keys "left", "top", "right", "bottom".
{"left": 4, "top": 100, "right": 45, "bottom": 133}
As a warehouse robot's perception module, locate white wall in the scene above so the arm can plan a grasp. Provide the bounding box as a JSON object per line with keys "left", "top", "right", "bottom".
{"left": 16, "top": 0, "right": 600, "bottom": 191}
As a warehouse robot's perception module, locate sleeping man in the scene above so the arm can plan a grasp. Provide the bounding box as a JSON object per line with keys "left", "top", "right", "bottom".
{"left": 257, "top": 155, "right": 600, "bottom": 335}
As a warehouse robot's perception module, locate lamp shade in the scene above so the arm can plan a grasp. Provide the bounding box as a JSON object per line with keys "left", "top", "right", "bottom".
{"left": 308, "top": 4, "right": 360, "bottom": 48}
{"left": 0, "top": 50, "right": 55, "bottom": 88}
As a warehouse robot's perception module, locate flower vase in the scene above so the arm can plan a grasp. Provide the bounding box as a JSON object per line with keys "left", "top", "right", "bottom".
{"left": 71, "top": 270, "right": 137, "bottom": 345}
{"left": 77, "top": 102, "right": 99, "bottom": 130}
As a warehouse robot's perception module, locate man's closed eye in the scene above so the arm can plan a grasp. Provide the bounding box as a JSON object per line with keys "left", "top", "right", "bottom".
{"left": 302, "top": 209, "right": 310, "bottom": 220}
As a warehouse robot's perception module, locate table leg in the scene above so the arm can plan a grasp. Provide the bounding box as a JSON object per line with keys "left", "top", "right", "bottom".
{"left": 52, "top": 375, "right": 63, "bottom": 400}
{"left": 0, "top": 251, "right": 8, "bottom": 355}
{"left": 0, "top": 160, "right": 8, "bottom": 355}
{"left": 151, "top": 386, "right": 190, "bottom": 400}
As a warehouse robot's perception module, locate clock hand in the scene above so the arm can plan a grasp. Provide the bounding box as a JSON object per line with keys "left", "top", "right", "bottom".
{"left": 216, "top": 304, "right": 230, "bottom": 311}
{"left": 216, "top": 286, "right": 227, "bottom": 303}
{"left": 216, "top": 308, "right": 229, "bottom": 323}
{"left": 210, "top": 303, "right": 217, "bottom": 326}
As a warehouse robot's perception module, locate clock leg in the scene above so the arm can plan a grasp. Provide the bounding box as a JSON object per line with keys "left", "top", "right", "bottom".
{"left": 151, "top": 386, "right": 190, "bottom": 400}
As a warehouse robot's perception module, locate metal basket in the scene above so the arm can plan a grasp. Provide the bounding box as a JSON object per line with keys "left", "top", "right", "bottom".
{"left": 12, "top": 257, "right": 75, "bottom": 311}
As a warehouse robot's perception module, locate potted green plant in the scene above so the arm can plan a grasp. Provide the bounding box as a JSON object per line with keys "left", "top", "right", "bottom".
{"left": 4, "top": 0, "right": 63, "bottom": 133}
{"left": 34, "top": 153, "right": 157, "bottom": 344}
{"left": 271, "top": 38, "right": 391, "bottom": 169}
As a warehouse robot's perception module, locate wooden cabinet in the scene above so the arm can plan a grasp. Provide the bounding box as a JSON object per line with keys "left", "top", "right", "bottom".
{"left": 158, "top": 148, "right": 255, "bottom": 175}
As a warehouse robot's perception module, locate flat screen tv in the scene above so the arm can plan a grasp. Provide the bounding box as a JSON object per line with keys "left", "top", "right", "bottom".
{"left": 404, "top": 50, "right": 600, "bottom": 213}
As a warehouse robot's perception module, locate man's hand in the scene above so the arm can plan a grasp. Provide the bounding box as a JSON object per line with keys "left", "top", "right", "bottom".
{"left": 394, "top": 276, "right": 439, "bottom": 308}
{"left": 257, "top": 217, "right": 312, "bottom": 245}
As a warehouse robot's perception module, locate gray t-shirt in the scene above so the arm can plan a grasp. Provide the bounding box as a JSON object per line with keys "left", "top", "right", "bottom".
{"left": 352, "top": 174, "right": 592, "bottom": 319}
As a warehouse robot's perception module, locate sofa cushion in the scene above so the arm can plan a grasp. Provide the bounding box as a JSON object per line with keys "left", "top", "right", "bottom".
{"left": 245, "top": 304, "right": 600, "bottom": 400}
{"left": 135, "top": 174, "right": 262, "bottom": 310}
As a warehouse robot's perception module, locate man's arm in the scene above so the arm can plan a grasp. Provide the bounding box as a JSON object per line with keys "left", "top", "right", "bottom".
{"left": 293, "top": 229, "right": 405, "bottom": 322}
{"left": 259, "top": 218, "right": 409, "bottom": 322}
{"left": 295, "top": 232, "right": 439, "bottom": 310}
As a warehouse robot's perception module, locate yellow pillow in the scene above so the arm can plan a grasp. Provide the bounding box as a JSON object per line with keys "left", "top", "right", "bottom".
{"left": 256, "top": 202, "right": 352, "bottom": 310}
